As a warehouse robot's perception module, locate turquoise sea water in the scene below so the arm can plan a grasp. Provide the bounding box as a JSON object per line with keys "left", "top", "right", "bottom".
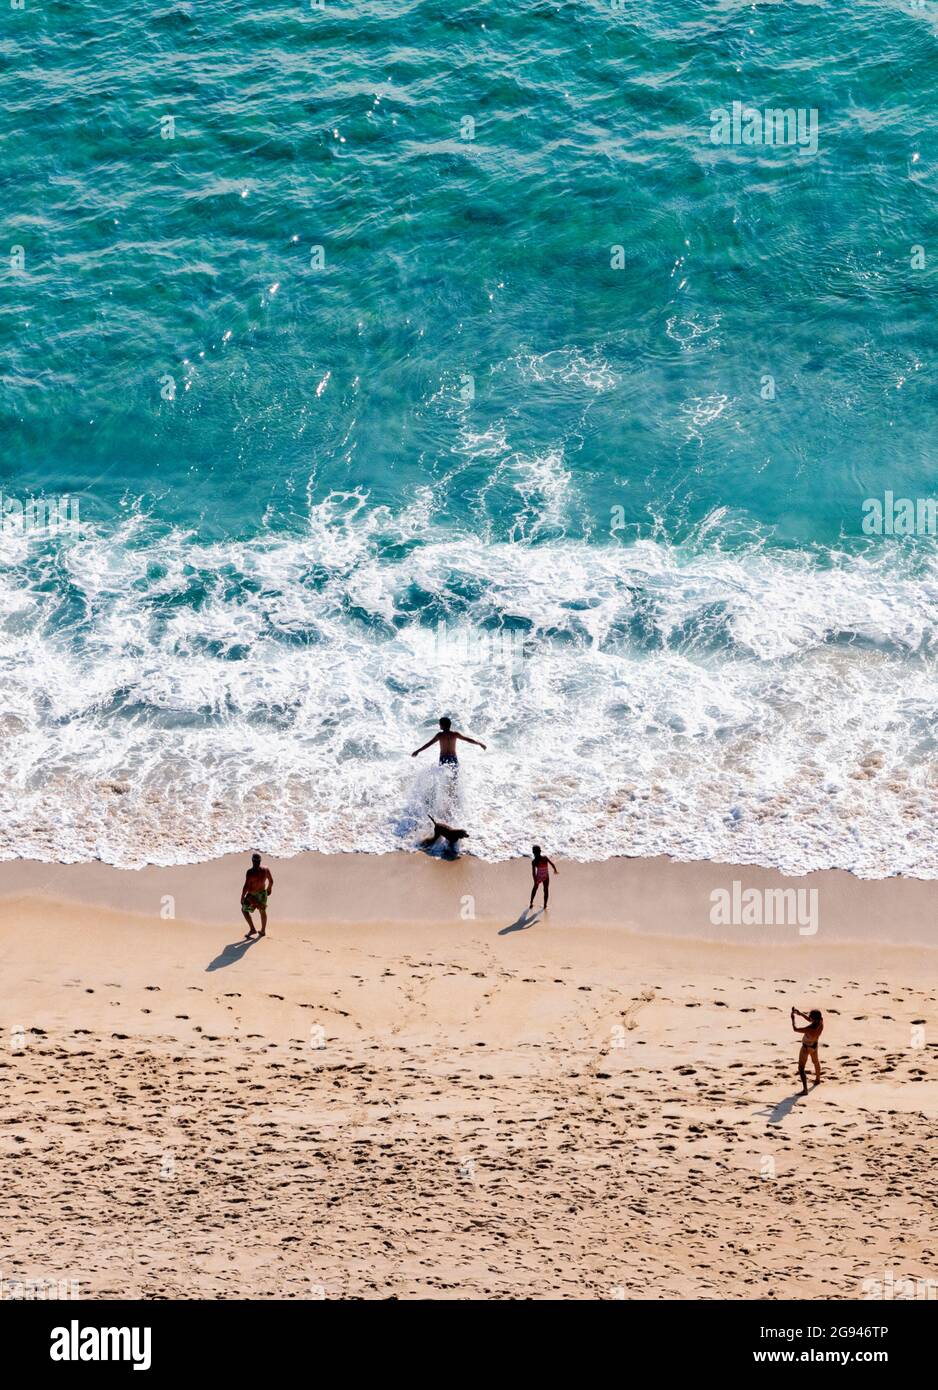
{"left": 2, "top": 1, "right": 937, "bottom": 871}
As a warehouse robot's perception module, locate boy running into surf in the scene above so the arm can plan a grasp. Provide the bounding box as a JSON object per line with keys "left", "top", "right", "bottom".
{"left": 411, "top": 716, "right": 486, "bottom": 768}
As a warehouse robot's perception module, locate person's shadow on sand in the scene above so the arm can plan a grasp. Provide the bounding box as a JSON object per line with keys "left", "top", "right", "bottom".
{"left": 499, "top": 907, "right": 542, "bottom": 936}
{"left": 206, "top": 937, "right": 261, "bottom": 972}
{"left": 755, "top": 1091, "right": 805, "bottom": 1124}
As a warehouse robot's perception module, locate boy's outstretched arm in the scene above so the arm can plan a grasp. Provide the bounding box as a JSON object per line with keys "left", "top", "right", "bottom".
{"left": 412, "top": 734, "right": 440, "bottom": 757}
{"left": 456, "top": 732, "right": 487, "bottom": 749}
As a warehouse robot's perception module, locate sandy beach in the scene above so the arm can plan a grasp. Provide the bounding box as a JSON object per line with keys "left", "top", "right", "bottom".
{"left": 2, "top": 852, "right": 936, "bottom": 1300}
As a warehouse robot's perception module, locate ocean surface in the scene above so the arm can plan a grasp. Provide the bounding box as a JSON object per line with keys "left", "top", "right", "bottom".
{"left": 2, "top": 0, "right": 938, "bottom": 873}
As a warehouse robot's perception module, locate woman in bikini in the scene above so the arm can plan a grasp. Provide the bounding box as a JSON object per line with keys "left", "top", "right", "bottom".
{"left": 791, "top": 1006, "right": 823, "bottom": 1094}
{"left": 529, "top": 844, "right": 558, "bottom": 911}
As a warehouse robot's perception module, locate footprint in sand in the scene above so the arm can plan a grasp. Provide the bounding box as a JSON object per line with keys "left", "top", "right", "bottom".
{"left": 621, "top": 990, "right": 656, "bottom": 1031}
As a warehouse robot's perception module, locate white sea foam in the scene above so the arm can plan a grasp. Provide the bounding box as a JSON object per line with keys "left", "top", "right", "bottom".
{"left": 515, "top": 348, "right": 619, "bottom": 392}
{"left": 0, "top": 503, "right": 936, "bottom": 875}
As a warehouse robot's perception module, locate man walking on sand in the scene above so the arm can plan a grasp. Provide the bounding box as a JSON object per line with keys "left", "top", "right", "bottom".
{"left": 411, "top": 716, "right": 486, "bottom": 769}
{"left": 241, "top": 852, "right": 274, "bottom": 938}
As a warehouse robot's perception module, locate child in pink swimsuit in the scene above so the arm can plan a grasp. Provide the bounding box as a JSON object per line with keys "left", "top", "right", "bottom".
{"left": 529, "top": 844, "right": 558, "bottom": 910}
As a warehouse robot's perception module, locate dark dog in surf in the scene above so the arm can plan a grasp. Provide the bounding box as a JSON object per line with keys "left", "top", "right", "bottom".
{"left": 421, "top": 816, "right": 468, "bottom": 856}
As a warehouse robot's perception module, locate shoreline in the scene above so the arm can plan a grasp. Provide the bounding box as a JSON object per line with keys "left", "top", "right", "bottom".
{"left": 4, "top": 841, "right": 937, "bottom": 885}
{"left": 2, "top": 849, "right": 938, "bottom": 947}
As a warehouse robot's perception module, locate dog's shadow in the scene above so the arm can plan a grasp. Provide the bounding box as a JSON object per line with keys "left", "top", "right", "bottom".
{"left": 499, "top": 907, "right": 542, "bottom": 936}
